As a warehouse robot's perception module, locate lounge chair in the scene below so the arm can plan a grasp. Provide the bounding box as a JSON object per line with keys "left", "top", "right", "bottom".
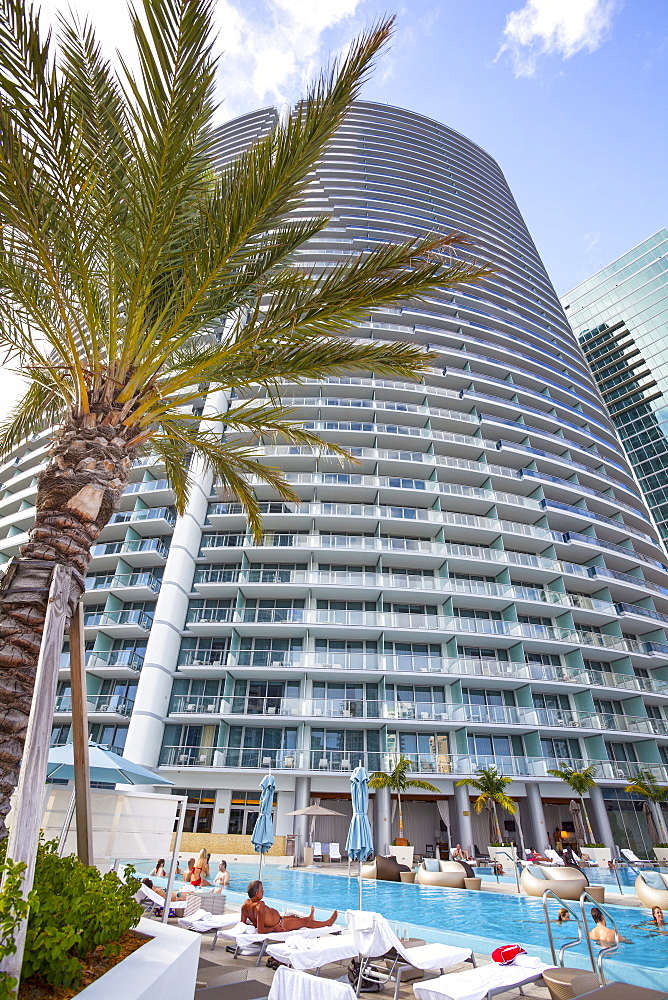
{"left": 622, "top": 848, "right": 653, "bottom": 866}
{"left": 520, "top": 864, "right": 588, "bottom": 900}
{"left": 415, "top": 860, "right": 474, "bottom": 888}
{"left": 413, "top": 954, "right": 554, "bottom": 1000}
{"left": 268, "top": 966, "right": 356, "bottom": 1000}
{"left": 635, "top": 870, "right": 668, "bottom": 909}
{"left": 360, "top": 855, "right": 410, "bottom": 881}
{"left": 329, "top": 842, "right": 342, "bottom": 863}
{"left": 346, "top": 909, "right": 473, "bottom": 1000}
{"left": 267, "top": 932, "right": 357, "bottom": 972}
{"left": 212, "top": 921, "right": 335, "bottom": 962}
{"left": 135, "top": 884, "right": 187, "bottom": 918}
{"left": 544, "top": 849, "right": 565, "bottom": 866}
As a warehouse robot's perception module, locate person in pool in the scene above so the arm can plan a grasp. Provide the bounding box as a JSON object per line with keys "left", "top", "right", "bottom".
{"left": 213, "top": 860, "right": 230, "bottom": 887}
{"left": 241, "top": 880, "right": 338, "bottom": 934}
{"left": 556, "top": 907, "right": 570, "bottom": 924}
{"left": 652, "top": 906, "right": 665, "bottom": 929}
{"left": 589, "top": 907, "right": 630, "bottom": 944}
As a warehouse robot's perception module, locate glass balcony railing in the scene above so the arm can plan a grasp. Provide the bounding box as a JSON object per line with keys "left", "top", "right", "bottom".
{"left": 109, "top": 507, "right": 176, "bottom": 527}
{"left": 85, "top": 650, "right": 143, "bottom": 671}
{"left": 90, "top": 538, "right": 169, "bottom": 559}
{"left": 124, "top": 479, "right": 170, "bottom": 495}
{"left": 54, "top": 694, "right": 134, "bottom": 716}
{"left": 83, "top": 610, "right": 152, "bottom": 630}
{"left": 85, "top": 572, "right": 160, "bottom": 593}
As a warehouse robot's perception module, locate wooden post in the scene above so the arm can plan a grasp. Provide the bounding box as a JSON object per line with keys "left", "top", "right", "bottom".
{"left": 69, "top": 601, "right": 93, "bottom": 865}
{"left": 0, "top": 564, "right": 72, "bottom": 992}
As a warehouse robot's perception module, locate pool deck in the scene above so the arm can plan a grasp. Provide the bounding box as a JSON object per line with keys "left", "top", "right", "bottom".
{"left": 196, "top": 918, "right": 551, "bottom": 1000}
{"left": 299, "top": 863, "right": 645, "bottom": 908}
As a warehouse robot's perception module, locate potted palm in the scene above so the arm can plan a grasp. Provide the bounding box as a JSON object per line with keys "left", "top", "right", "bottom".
{"left": 456, "top": 766, "right": 518, "bottom": 863}
{"left": 625, "top": 770, "right": 668, "bottom": 861}
{"left": 369, "top": 756, "right": 439, "bottom": 861}
{"left": 546, "top": 764, "right": 609, "bottom": 864}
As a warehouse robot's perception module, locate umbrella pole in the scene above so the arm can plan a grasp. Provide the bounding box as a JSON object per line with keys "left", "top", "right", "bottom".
{"left": 70, "top": 601, "right": 93, "bottom": 865}
{"left": 162, "top": 795, "right": 187, "bottom": 924}
{"left": 358, "top": 859, "right": 363, "bottom": 911}
{"left": 259, "top": 852, "right": 264, "bottom": 879}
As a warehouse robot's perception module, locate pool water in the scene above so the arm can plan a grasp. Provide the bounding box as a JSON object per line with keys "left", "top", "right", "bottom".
{"left": 484, "top": 865, "right": 650, "bottom": 892}
{"left": 133, "top": 862, "right": 668, "bottom": 990}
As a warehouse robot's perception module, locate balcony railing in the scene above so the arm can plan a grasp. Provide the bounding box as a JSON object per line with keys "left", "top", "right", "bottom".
{"left": 90, "top": 538, "right": 169, "bottom": 560}
{"left": 85, "top": 571, "right": 161, "bottom": 593}
{"left": 86, "top": 650, "right": 144, "bottom": 671}
{"left": 109, "top": 507, "right": 176, "bottom": 527}
{"left": 84, "top": 609, "right": 153, "bottom": 630}
{"left": 157, "top": 746, "right": 668, "bottom": 781}
{"left": 55, "top": 694, "right": 134, "bottom": 716}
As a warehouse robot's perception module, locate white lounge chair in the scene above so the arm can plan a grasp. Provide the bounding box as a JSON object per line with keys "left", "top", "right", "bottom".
{"left": 135, "top": 884, "right": 186, "bottom": 918}
{"left": 329, "top": 842, "right": 342, "bottom": 863}
{"left": 269, "top": 966, "right": 356, "bottom": 1000}
{"left": 212, "top": 920, "right": 334, "bottom": 962}
{"left": 267, "top": 932, "right": 356, "bottom": 973}
{"left": 345, "top": 909, "right": 473, "bottom": 1000}
{"left": 544, "top": 849, "right": 565, "bottom": 866}
{"left": 312, "top": 842, "right": 323, "bottom": 862}
{"left": 621, "top": 848, "right": 653, "bottom": 865}
{"left": 413, "top": 954, "right": 554, "bottom": 1000}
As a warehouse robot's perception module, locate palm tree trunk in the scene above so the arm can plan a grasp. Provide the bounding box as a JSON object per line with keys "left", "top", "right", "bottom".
{"left": 397, "top": 791, "right": 403, "bottom": 840}
{"left": 493, "top": 802, "right": 502, "bottom": 843}
{"left": 0, "top": 407, "right": 133, "bottom": 838}
{"left": 581, "top": 796, "right": 596, "bottom": 844}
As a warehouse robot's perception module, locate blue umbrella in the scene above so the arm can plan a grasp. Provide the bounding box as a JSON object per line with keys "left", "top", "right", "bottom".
{"left": 346, "top": 764, "right": 374, "bottom": 909}
{"left": 47, "top": 741, "right": 173, "bottom": 785}
{"left": 251, "top": 773, "right": 276, "bottom": 877}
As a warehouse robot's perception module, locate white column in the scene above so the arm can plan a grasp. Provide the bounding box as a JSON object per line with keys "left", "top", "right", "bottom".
{"left": 526, "top": 782, "right": 549, "bottom": 854}
{"left": 454, "top": 782, "right": 474, "bottom": 857}
{"left": 293, "top": 776, "right": 311, "bottom": 864}
{"left": 124, "top": 391, "right": 226, "bottom": 767}
{"left": 373, "top": 785, "right": 391, "bottom": 856}
{"left": 588, "top": 785, "right": 616, "bottom": 852}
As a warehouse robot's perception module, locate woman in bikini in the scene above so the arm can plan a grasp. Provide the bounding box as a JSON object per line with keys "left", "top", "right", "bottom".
{"left": 190, "top": 849, "right": 211, "bottom": 887}
{"left": 240, "top": 880, "right": 337, "bottom": 933}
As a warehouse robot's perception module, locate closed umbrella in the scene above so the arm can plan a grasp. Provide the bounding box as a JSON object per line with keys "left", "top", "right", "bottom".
{"left": 569, "top": 799, "right": 586, "bottom": 850}
{"left": 346, "top": 764, "right": 374, "bottom": 909}
{"left": 251, "top": 774, "right": 276, "bottom": 877}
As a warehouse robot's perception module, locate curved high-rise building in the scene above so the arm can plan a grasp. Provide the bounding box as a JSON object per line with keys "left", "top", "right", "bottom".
{"left": 4, "top": 103, "right": 668, "bottom": 858}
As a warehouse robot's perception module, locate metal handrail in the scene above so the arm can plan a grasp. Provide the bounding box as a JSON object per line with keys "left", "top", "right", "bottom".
{"left": 495, "top": 850, "right": 520, "bottom": 892}
{"left": 579, "top": 889, "right": 620, "bottom": 985}
{"left": 541, "top": 889, "right": 589, "bottom": 969}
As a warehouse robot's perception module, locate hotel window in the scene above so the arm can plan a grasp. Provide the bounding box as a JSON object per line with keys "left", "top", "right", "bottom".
{"left": 89, "top": 724, "right": 127, "bottom": 754}
{"left": 244, "top": 598, "right": 305, "bottom": 621}
{"left": 605, "top": 741, "right": 638, "bottom": 765}
{"left": 226, "top": 727, "right": 297, "bottom": 769}
{"left": 228, "top": 790, "right": 277, "bottom": 836}
{"left": 457, "top": 646, "right": 508, "bottom": 661}
{"left": 231, "top": 679, "right": 300, "bottom": 714}
{"left": 310, "top": 729, "right": 380, "bottom": 770}
{"left": 386, "top": 731, "right": 450, "bottom": 773}
{"left": 172, "top": 788, "right": 216, "bottom": 834}
{"left": 179, "top": 637, "right": 229, "bottom": 666}
{"left": 237, "top": 637, "right": 302, "bottom": 666}
{"left": 540, "top": 737, "right": 581, "bottom": 762}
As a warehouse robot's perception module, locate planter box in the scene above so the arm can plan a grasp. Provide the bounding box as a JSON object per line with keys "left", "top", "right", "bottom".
{"left": 582, "top": 846, "right": 612, "bottom": 867}
{"left": 77, "top": 918, "right": 199, "bottom": 1000}
{"left": 653, "top": 847, "right": 668, "bottom": 865}
{"left": 488, "top": 846, "right": 517, "bottom": 865}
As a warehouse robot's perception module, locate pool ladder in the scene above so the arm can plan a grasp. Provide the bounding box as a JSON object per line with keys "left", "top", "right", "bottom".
{"left": 542, "top": 888, "right": 620, "bottom": 986}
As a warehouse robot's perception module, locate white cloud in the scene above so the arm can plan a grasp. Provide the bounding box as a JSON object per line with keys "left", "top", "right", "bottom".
{"left": 498, "top": 0, "right": 619, "bottom": 78}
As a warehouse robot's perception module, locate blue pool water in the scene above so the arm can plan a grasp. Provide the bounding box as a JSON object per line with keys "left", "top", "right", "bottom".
{"left": 133, "top": 862, "right": 668, "bottom": 990}
{"left": 484, "top": 865, "right": 648, "bottom": 892}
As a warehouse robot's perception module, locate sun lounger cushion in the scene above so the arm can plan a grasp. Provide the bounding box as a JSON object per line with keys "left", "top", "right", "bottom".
{"left": 413, "top": 958, "right": 554, "bottom": 1000}
{"left": 346, "top": 910, "right": 471, "bottom": 969}
{"left": 423, "top": 858, "right": 441, "bottom": 872}
{"left": 267, "top": 933, "right": 357, "bottom": 971}
{"left": 269, "top": 966, "right": 356, "bottom": 1000}
{"left": 642, "top": 871, "right": 667, "bottom": 890}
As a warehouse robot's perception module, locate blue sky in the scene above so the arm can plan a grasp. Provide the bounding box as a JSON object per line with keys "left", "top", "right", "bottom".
{"left": 29, "top": 0, "right": 668, "bottom": 295}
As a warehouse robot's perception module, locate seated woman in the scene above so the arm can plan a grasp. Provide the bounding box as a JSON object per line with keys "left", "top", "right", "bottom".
{"left": 142, "top": 878, "right": 186, "bottom": 902}
{"left": 241, "top": 880, "right": 337, "bottom": 934}
{"left": 150, "top": 858, "right": 167, "bottom": 877}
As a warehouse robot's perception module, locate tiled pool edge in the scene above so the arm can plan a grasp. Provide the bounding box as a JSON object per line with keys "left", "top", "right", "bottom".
{"left": 219, "top": 873, "right": 667, "bottom": 992}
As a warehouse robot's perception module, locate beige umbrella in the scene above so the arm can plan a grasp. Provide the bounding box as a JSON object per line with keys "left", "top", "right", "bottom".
{"left": 286, "top": 803, "right": 345, "bottom": 844}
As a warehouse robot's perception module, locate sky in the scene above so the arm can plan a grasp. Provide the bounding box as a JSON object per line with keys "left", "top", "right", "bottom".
{"left": 2, "top": 0, "right": 666, "bottom": 413}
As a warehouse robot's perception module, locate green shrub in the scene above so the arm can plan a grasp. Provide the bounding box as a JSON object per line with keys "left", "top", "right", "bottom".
{"left": 1, "top": 839, "right": 142, "bottom": 990}
{"left": 0, "top": 856, "right": 34, "bottom": 1000}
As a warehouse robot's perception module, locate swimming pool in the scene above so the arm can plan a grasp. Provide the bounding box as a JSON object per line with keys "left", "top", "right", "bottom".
{"left": 483, "top": 865, "right": 651, "bottom": 892}
{"left": 135, "top": 863, "right": 668, "bottom": 990}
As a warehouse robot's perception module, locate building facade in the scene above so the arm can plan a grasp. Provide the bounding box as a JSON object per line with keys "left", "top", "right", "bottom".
{"left": 4, "top": 105, "right": 668, "bottom": 858}
{"left": 562, "top": 229, "right": 668, "bottom": 544}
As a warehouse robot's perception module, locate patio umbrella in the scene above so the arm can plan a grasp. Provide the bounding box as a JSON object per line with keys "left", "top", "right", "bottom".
{"left": 345, "top": 764, "right": 374, "bottom": 909}
{"left": 47, "top": 741, "right": 174, "bottom": 785}
{"left": 251, "top": 774, "right": 276, "bottom": 877}
{"left": 569, "top": 799, "right": 586, "bottom": 850}
{"left": 286, "top": 803, "right": 345, "bottom": 849}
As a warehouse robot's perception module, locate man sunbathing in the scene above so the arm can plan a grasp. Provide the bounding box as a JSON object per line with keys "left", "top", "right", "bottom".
{"left": 240, "top": 880, "right": 337, "bottom": 934}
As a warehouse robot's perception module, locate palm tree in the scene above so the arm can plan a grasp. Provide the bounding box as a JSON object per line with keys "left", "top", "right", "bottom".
{"left": 369, "top": 756, "right": 439, "bottom": 842}
{"left": 625, "top": 769, "right": 668, "bottom": 843}
{"left": 546, "top": 764, "right": 597, "bottom": 844}
{"left": 457, "top": 766, "right": 516, "bottom": 845}
{"left": 0, "top": 0, "right": 489, "bottom": 836}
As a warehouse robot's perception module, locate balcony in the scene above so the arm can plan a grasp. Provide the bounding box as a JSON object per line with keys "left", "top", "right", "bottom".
{"left": 54, "top": 694, "right": 134, "bottom": 717}
{"left": 85, "top": 650, "right": 144, "bottom": 676}
{"left": 83, "top": 609, "right": 153, "bottom": 636}
{"left": 108, "top": 507, "right": 175, "bottom": 533}
{"left": 85, "top": 571, "right": 161, "bottom": 600}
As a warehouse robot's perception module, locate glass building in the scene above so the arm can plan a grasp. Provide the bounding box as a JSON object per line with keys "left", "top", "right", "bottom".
{"left": 562, "top": 230, "right": 668, "bottom": 544}
{"left": 4, "top": 105, "right": 668, "bottom": 859}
